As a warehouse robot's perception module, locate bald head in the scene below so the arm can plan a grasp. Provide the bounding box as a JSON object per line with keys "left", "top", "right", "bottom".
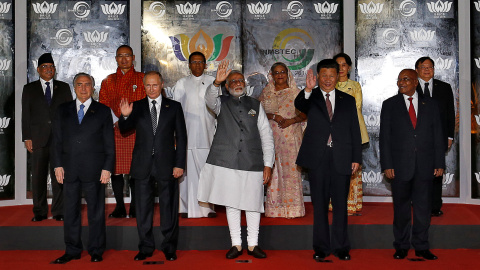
{"left": 397, "top": 69, "right": 418, "bottom": 97}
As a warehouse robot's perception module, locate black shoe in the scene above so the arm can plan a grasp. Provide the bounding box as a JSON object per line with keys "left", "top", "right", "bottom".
{"left": 90, "top": 254, "right": 103, "bottom": 262}
{"left": 313, "top": 251, "right": 328, "bottom": 260}
{"left": 109, "top": 210, "right": 127, "bottom": 218}
{"left": 415, "top": 250, "right": 438, "bottom": 260}
{"left": 207, "top": 212, "right": 217, "bottom": 218}
{"left": 393, "top": 249, "right": 408, "bottom": 259}
{"left": 129, "top": 212, "right": 136, "bottom": 218}
{"left": 164, "top": 252, "right": 177, "bottom": 261}
{"left": 180, "top": 213, "right": 188, "bottom": 218}
{"left": 247, "top": 246, "right": 266, "bottom": 259}
{"left": 335, "top": 250, "right": 351, "bottom": 261}
{"left": 32, "top": 215, "right": 47, "bottom": 222}
{"left": 53, "top": 215, "right": 64, "bottom": 221}
{"left": 134, "top": 252, "right": 152, "bottom": 261}
{"left": 226, "top": 246, "right": 243, "bottom": 259}
{"left": 54, "top": 253, "right": 81, "bottom": 264}
{"left": 431, "top": 210, "right": 444, "bottom": 217}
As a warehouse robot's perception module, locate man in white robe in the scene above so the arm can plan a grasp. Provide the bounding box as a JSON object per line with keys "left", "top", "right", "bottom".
{"left": 198, "top": 60, "right": 274, "bottom": 259}
{"left": 172, "top": 52, "right": 216, "bottom": 218}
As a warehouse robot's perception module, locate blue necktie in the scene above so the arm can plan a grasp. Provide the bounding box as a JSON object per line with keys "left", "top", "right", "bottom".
{"left": 45, "top": 82, "right": 52, "bottom": 105}
{"left": 78, "top": 104, "right": 85, "bottom": 124}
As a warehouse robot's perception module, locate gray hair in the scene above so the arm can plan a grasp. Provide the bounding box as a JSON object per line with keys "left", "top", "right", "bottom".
{"left": 143, "top": 70, "right": 164, "bottom": 84}
{"left": 73, "top": 72, "right": 95, "bottom": 86}
{"left": 226, "top": 70, "right": 244, "bottom": 84}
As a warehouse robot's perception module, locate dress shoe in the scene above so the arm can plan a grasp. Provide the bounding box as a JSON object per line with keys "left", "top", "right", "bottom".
{"left": 180, "top": 213, "right": 188, "bottom": 218}
{"left": 54, "top": 253, "right": 81, "bottom": 264}
{"left": 431, "top": 210, "right": 444, "bottom": 217}
{"left": 164, "top": 252, "right": 177, "bottom": 261}
{"left": 90, "top": 254, "right": 103, "bottom": 262}
{"left": 129, "top": 211, "right": 136, "bottom": 218}
{"left": 415, "top": 250, "right": 438, "bottom": 260}
{"left": 108, "top": 210, "right": 127, "bottom": 218}
{"left": 313, "top": 251, "right": 328, "bottom": 260}
{"left": 134, "top": 252, "right": 152, "bottom": 261}
{"left": 247, "top": 246, "right": 266, "bottom": 259}
{"left": 226, "top": 246, "right": 243, "bottom": 259}
{"left": 53, "top": 215, "right": 64, "bottom": 221}
{"left": 31, "top": 215, "right": 47, "bottom": 222}
{"left": 335, "top": 250, "right": 351, "bottom": 260}
{"left": 207, "top": 212, "right": 217, "bottom": 218}
{"left": 393, "top": 249, "right": 408, "bottom": 259}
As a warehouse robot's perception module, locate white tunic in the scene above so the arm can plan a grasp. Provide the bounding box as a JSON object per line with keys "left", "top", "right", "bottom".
{"left": 172, "top": 74, "right": 216, "bottom": 217}
{"left": 197, "top": 84, "right": 275, "bottom": 212}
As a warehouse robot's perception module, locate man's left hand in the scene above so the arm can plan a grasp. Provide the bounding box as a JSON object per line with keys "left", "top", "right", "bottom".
{"left": 448, "top": 139, "right": 453, "bottom": 149}
{"left": 263, "top": 166, "right": 272, "bottom": 185}
{"left": 351, "top": 163, "right": 360, "bottom": 175}
{"left": 434, "top": 168, "right": 444, "bottom": 177}
{"left": 173, "top": 167, "right": 184, "bottom": 178}
{"left": 100, "top": 170, "right": 111, "bottom": 184}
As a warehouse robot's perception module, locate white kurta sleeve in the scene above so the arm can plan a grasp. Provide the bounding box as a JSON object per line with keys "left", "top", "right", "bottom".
{"left": 205, "top": 84, "right": 222, "bottom": 115}
{"left": 257, "top": 104, "right": 275, "bottom": 168}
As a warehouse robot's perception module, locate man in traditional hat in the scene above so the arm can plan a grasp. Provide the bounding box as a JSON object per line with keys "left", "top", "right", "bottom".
{"left": 22, "top": 53, "right": 72, "bottom": 222}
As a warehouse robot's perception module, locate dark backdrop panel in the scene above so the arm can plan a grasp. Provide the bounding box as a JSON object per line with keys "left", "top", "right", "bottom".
{"left": 0, "top": 0, "right": 14, "bottom": 200}
{"left": 472, "top": 0, "right": 480, "bottom": 199}
{"left": 26, "top": 0, "right": 130, "bottom": 198}
{"left": 356, "top": 0, "right": 459, "bottom": 196}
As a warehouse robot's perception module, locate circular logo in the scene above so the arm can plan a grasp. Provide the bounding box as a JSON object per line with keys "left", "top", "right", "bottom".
{"left": 399, "top": 0, "right": 416, "bottom": 17}
{"left": 149, "top": 1, "right": 166, "bottom": 17}
{"left": 286, "top": 1, "right": 303, "bottom": 18}
{"left": 55, "top": 29, "right": 73, "bottom": 46}
{"left": 273, "top": 28, "right": 314, "bottom": 70}
{"left": 73, "top": 1, "right": 90, "bottom": 18}
{"left": 382, "top": 28, "right": 399, "bottom": 45}
{"left": 216, "top": 1, "right": 233, "bottom": 18}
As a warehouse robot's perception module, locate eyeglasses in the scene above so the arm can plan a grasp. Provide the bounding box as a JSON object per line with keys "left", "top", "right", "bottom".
{"left": 228, "top": 79, "right": 245, "bottom": 85}
{"left": 116, "top": 54, "right": 132, "bottom": 58}
{"left": 397, "top": 77, "right": 413, "bottom": 82}
{"left": 40, "top": 64, "right": 55, "bottom": 69}
{"left": 273, "top": 70, "right": 286, "bottom": 75}
{"left": 190, "top": 61, "right": 205, "bottom": 64}
{"left": 418, "top": 66, "right": 433, "bottom": 70}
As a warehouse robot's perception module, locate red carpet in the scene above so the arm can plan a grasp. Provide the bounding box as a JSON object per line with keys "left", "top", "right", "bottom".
{"left": 0, "top": 249, "right": 477, "bottom": 270}
{"left": 1, "top": 202, "right": 480, "bottom": 227}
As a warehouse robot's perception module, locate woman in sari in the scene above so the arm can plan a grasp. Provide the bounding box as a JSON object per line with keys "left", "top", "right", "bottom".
{"left": 259, "top": 62, "right": 306, "bottom": 218}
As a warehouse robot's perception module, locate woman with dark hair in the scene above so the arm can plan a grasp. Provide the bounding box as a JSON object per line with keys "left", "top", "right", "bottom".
{"left": 332, "top": 53, "right": 369, "bottom": 215}
{"left": 259, "top": 62, "right": 306, "bottom": 218}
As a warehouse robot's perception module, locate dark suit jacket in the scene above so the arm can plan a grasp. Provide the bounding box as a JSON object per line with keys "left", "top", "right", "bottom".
{"left": 51, "top": 99, "right": 115, "bottom": 182}
{"left": 22, "top": 79, "right": 72, "bottom": 149}
{"left": 118, "top": 97, "right": 187, "bottom": 180}
{"left": 416, "top": 79, "right": 455, "bottom": 151}
{"left": 295, "top": 88, "right": 362, "bottom": 175}
{"left": 380, "top": 94, "right": 445, "bottom": 181}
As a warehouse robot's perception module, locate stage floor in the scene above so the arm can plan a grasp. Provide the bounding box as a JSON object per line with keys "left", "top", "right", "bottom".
{"left": 1, "top": 203, "right": 480, "bottom": 250}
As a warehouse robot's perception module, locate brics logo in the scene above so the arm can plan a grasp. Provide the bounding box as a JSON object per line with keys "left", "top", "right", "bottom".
{"left": 169, "top": 29, "right": 234, "bottom": 62}
{"left": 359, "top": 1, "right": 384, "bottom": 14}
{"left": 443, "top": 173, "right": 454, "bottom": 185}
{"left": 176, "top": 2, "right": 201, "bottom": 15}
{"left": 52, "top": 29, "right": 73, "bottom": 46}
{"left": 0, "top": 175, "right": 10, "bottom": 187}
{"left": 475, "top": 1, "right": 480, "bottom": 12}
{"left": 362, "top": 171, "right": 383, "bottom": 185}
{"left": 148, "top": 2, "right": 166, "bottom": 18}
{"left": 101, "top": 2, "right": 126, "bottom": 20}
{"left": 364, "top": 114, "right": 380, "bottom": 128}
{"left": 426, "top": 0, "right": 452, "bottom": 13}
{"left": 475, "top": 172, "right": 480, "bottom": 184}
{"left": 409, "top": 29, "right": 435, "bottom": 42}
{"left": 247, "top": 1, "right": 272, "bottom": 18}
{"left": 314, "top": 2, "right": 338, "bottom": 14}
{"left": 84, "top": 30, "right": 109, "bottom": 44}
{"left": 474, "top": 58, "right": 480, "bottom": 69}
{"left": 0, "top": 2, "right": 11, "bottom": 14}
{"left": 32, "top": 1, "right": 58, "bottom": 19}
{"left": 70, "top": 1, "right": 91, "bottom": 19}
{"left": 0, "top": 59, "right": 11, "bottom": 71}
{"left": 435, "top": 57, "right": 453, "bottom": 70}
{"left": 0, "top": 117, "right": 11, "bottom": 129}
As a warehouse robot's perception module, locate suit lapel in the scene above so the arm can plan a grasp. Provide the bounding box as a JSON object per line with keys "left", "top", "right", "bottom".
{"left": 416, "top": 96, "right": 426, "bottom": 128}
{"left": 331, "top": 90, "right": 341, "bottom": 122}
{"left": 50, "top": 80, "right": 60, "bottom": 106}
{"left": 156, "top": 97, "right": 170, "bottom": 135}
{"left": 142, "top": 98, "right": 156, "bottom": 134}
{"left": 311, "top": 88, "right": 330, "bottom": 122}
{"left": 34, "top": 80, "right": 50, "bottom": 107}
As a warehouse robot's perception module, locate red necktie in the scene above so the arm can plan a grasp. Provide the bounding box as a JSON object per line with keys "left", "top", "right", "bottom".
{"left": 408, "top": 97, "right": 416, "bottom": 129}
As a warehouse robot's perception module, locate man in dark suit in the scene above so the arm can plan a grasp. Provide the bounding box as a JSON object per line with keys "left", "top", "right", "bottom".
{"left": 380, "top": 69, "right": 445, "bottom": 260}
{"left": 22, "top": 53, "right": 73, "bottom": 222}
{"left": 295, "top": 59, "right": 362, "bottom": 261}
{"left": 415, "top": 57, "right": 455, "bottom": 217}
{"left": 119, "top": 71, "right": 187, "bottom": 262}
{"left": 51, "top": 73, "right": 114, "bottom": 264}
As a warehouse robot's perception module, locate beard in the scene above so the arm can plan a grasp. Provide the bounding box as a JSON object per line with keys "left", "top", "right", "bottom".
{"left": 228, "top": 86, "right": 246, "bottom": 97}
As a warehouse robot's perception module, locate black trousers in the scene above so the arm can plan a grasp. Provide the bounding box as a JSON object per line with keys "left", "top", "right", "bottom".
{"left": 308, "top": 147, "right": 351, "bottom": 254}
{"left": 31, "top": 146, "right": 63, "bottom": 216}
{"left": 63, "top": 178, "right": 106, "bottom": 256}
{"left": 135, "top": 163, "right": 179, "bottom": 254}
{"left": 391, "top": 165, "right": 433, "bottom": 251}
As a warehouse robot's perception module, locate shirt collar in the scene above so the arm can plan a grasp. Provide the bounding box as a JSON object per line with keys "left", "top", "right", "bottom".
{"left": 403, "top": 91, "right": 418, "bottom": 100}
{"left": 76, "top": 97, "right": 92, "bottom": 107}
{"left": 147, "top": 95, "right": 162, "bottom": 105}
{"left": 418, "top": 77, "right": 433, "bottom": 85}
{"left": 40, "top": 77, "right": 53, "bottom": 85}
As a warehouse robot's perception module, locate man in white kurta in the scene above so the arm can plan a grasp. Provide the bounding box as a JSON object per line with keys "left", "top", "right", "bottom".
{"left": 172, "top": 52, "right": 216, "bottom": 218}
{"left": 197, "top": 61, "right": 274, "bottom": 259}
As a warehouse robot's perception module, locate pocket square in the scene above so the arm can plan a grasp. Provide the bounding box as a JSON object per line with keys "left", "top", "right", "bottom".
{"left": 248, "top": 109, "right": 256, "bottom": 116}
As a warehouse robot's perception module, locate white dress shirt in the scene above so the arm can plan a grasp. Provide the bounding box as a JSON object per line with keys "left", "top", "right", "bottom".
{"left": 147, "top": 95, "right": 162, "bottom": 126}
{"left": 76, "top": 97, "right": 92, "bottom": 113}
{"left": 40, "top": 78, "right": 53, "bottom": 96}
{"left": 304, "top": 88, "right": 336, "bottom": 113}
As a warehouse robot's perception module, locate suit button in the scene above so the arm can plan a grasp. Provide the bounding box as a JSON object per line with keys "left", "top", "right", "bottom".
{"left": 240, "top": 139, "right": 243, "bottom": 142}
{"left": 239, "top": 111, "right": 242, "bottom": 113}
{"left": 241, "top": 129, "right": 243, "bottom": 131}
{"left": 239, "top": 150, "right": 241, "bottom": 152}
